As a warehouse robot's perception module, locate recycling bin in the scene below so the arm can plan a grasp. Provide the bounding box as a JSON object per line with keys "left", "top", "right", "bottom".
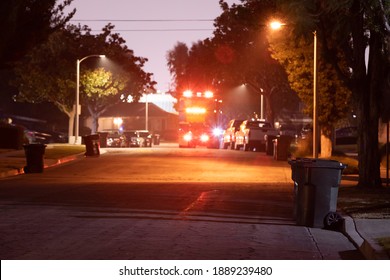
{"left": 83, "top": 134, "right": 100, "bottom": 156}
{"left": 23, "top": 143, "right": 46, "bottom": 173}
{"left": 289, "top": 158, "right": 346, "bottom": 228}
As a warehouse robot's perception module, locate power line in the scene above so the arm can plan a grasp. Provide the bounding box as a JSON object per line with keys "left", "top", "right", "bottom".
{"left": 91, "top": 29, "right": 214, "bottom": 32}
{"left": 71, "top": 19, "right": 214, "bottom": 22}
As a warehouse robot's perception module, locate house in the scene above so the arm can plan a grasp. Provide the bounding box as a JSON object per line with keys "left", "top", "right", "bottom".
{"left": 88, "top": 102, "right": 178, "bottom": 141}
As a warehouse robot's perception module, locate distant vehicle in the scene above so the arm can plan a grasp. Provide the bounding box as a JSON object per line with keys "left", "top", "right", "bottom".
{"left": 24, "top": 129, "right": 53, "bottom": 144}
{"left": 178, "top": 122, "right": 211, "bottom": 148}
{"left": 222, "top": 119, "right": 244, "bottom": 149}
{"left": 234, "top": 119, "right": 278, "bottom": 151}
{"left": 106, "top": 132, "right": 127, "bottom": 147}
{"left": 300, "top": 124, "right": 312, "bottom": 140}
{"left": 278, "top": 124, "right": 299, "bottom": 138}
{"left": 178, "top": 89, "right": 223, "bottom": 148}
{"left": 123, "top": 130, "right": 152, "bottom": 147}
{"left": 335, "top": 126, "right": 357, "bottom": 145}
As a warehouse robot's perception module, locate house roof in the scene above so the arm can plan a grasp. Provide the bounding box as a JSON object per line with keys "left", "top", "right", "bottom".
{"left": 101, "top": 102, "right": 178, "bottom": 118}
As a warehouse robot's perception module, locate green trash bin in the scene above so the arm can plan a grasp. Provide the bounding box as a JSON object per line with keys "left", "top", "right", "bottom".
{"left": 23, "top": 143, "right": 46, "bottom": 173}
{"left": 289, "top": 158, "right": 346, "bottom": 229}
{"left": 83, "top": 134, "right": 100, "bottom": 156}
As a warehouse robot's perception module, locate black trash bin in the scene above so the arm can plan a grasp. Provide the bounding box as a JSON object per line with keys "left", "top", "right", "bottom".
{"left": 153, "top": 134, "right": 160, "bottom": 145}
{"left": 289, "top": 158, "right": 346, "bottom": 229}
{"left": 97, "top": 132, "right": 108, "bottom": 148}
{"left": 83, "top": 134, "right": 100, "bottom": 156}
{"left": 273, "top": 135, "right": 294, "bottom": 160}
{"left": 23, "top": 143, "right": 46, "bottom": 173}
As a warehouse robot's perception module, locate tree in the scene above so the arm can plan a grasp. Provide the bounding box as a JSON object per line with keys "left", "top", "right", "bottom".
{"left": 166, "top": 0, "right": 297, "bottom": 122}
{"left": 81, "top": 68, "right": 127, "bottom": 133}
{"left": 0, "top": 0, "right": 74, "bottom": 68}
{"left": 13, "top": 23, "right": 155, "bottom": 137}
{"left": 167, "top": 42, "right": 190, "bottom": 96}
{"left": 267, "top": 23, "right": 352, "bottom": 157}
{"left": 275, "top": 0, "right": 390, "bottom": 188}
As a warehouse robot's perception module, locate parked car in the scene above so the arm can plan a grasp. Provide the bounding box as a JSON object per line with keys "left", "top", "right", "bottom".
{"left": 222, "top": 119, "right": 244, "bottom": 149}
{"left": 123, "top": 130, "right": 152, "bottom": 147}
{"left": 234, "top": 119, "right": 278, "bottom": 151}
{"left": 106, "top": 132, "right": 127, "bottom": 147}
{"left": 335, "top": 126, "right": 357, "bottom": 145}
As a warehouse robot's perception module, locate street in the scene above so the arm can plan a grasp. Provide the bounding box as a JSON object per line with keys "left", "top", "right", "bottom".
{"left": 0, "top": 143, "right": 362, "bottom": 259}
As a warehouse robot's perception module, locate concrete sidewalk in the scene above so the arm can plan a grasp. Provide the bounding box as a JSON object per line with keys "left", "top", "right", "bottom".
{"left": 0, "top": 146, "right": 388, "bottom": 260}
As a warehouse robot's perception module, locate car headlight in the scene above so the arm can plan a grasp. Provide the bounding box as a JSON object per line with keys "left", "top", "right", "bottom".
{"left": 183, "top": 133, "right": 192, "bottom": 142}
{"left": 200, "top": 133, "right": 209, "bottom": 142}
{"left": 212, "top": 127, "right": 223, "bottom": 136}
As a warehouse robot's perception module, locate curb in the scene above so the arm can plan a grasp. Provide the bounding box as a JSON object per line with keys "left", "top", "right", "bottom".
{"left": 0, "top": 152, "right": 85, "bottom": 179}
{"left": 342, "top": 215, "right": 389, "bottom": 260}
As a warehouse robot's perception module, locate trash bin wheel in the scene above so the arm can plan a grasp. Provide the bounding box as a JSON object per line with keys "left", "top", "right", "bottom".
{"left": 324, "top": 212, "right": 344, "bottom": 231}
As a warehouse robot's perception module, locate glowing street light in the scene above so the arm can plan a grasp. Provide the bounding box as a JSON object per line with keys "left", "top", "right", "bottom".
{"left": 269, "top": 20, "right": 284, "bottom": 30}
{"left": 74, "top": 54, "right": 106, "bottom": 145}
{"left": 270, "top": 21, "right": 319, "bottom": 158}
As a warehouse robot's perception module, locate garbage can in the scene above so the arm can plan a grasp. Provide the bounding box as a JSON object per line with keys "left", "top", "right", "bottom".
{"left": 97, "top": 132, "right": 109, "bottom": 148}
{"left": 23, "top": 143, "right": 46, "bottom": 173}
{"left": 153, "top": 134, "right": 160, "bottom": 145}
{"left": 83, "top": 134, "right": 100, "bottom": 156}
{"left": 273, "top": 135, "right": 294, "bottom": 160}
{"left": 288, "top": 158, "right": 346, "bottom": 229}
{"left": 265, "top": 134, "right": 277, "bottom": 156}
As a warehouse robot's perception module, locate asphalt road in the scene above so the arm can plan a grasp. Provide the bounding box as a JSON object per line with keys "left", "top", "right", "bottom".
{"left": 0, "top": 143, "right": 363, "bottom": 259}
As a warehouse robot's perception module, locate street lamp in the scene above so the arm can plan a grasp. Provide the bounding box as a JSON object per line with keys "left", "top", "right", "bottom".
{"left": 74, "top": 54, "right": 106, "bottom": 145}
{"left": 244, "top": 83, "right": 264, "bottom": 120}
{"left": 270, "top": 21, "right": 319, "bottom": 158}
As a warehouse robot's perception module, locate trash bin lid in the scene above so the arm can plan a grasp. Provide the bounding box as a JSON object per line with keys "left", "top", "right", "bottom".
{"left": 289, "top": 158, "right": 346, "bottom": 169}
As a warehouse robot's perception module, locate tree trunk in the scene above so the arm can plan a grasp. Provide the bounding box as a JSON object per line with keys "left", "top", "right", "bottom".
{"left": 351, "top": 3, "right": 382, "bottom": 188}
{"left": 320, "top": 128, "right": 332, "bottom": 158}
{"left": 68, "top": 110, "right": 75, "bottom": 138}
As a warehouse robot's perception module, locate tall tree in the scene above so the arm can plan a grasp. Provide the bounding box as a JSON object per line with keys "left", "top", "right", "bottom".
{"left": 275, "top": 0, "right": 390, "bottom": 188}
{"left": 267, "top": 22, "right": 352, "bottom": 157}
{"left": 167, "top": 0, "right": 297, "bottom": 122}
{"left": 0, "top": 0, "right": 74, "bottom": 68}
{"left": 81, "top": 68, "right": 127, "bottom": 133}
{"left": 13, "top": 24, "right": 155, "bottom": 137}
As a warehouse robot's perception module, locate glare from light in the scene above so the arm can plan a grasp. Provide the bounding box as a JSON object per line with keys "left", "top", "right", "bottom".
{"left": 185, "top": 107, "right": 206, "bottom": 114}
{"left": 204, "top": 90, "right": 214, "bottom": 98}
{"left": 200, "top": 134, "right": 210, "bottom": 142}
{"left": 183, "top": 133, "right": 192, "bottom": 142}
{"left": 270, "top": 21, "right": 284, "bottom": 30}
{"left": 183, "top": 90, "right": 193, "bottom": 97}
{"left": 212, "top": 127, "right": 223, "bottom": 136}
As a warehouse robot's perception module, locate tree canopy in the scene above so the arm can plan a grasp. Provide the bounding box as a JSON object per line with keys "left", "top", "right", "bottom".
{"left": 13, "top": 23, "right": 155, "bottom": 136}
{"left": 0, "top": 0, "right": 74, "bottom": 68}
{"left": 274, "top": 0, "right": 390, "bottom": 187}
{"left": 167, "top": 0, "right": 297, "bottom": 122}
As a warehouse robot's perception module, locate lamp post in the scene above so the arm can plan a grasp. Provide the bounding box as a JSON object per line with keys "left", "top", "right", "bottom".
{"left": 270, "top": 21, "right": 319, "bottom": 158}
{"left": 244, "top": 83, "right": 264, "bottom": 120}
{"left": 74, "top": 54, "right": 105, "bottom": 145}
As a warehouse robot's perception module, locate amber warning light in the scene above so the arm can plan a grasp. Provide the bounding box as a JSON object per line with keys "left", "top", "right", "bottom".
{"left": 185, "top": 107, "right": 207, "bottom": 114}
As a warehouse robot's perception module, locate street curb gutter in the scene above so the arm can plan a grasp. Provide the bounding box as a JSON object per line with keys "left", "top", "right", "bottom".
{"left": 0, "top": 153, "right": 85, "bottom": 179}
{"left": 342, "top": 216, "right": 389, "bottom": 260}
